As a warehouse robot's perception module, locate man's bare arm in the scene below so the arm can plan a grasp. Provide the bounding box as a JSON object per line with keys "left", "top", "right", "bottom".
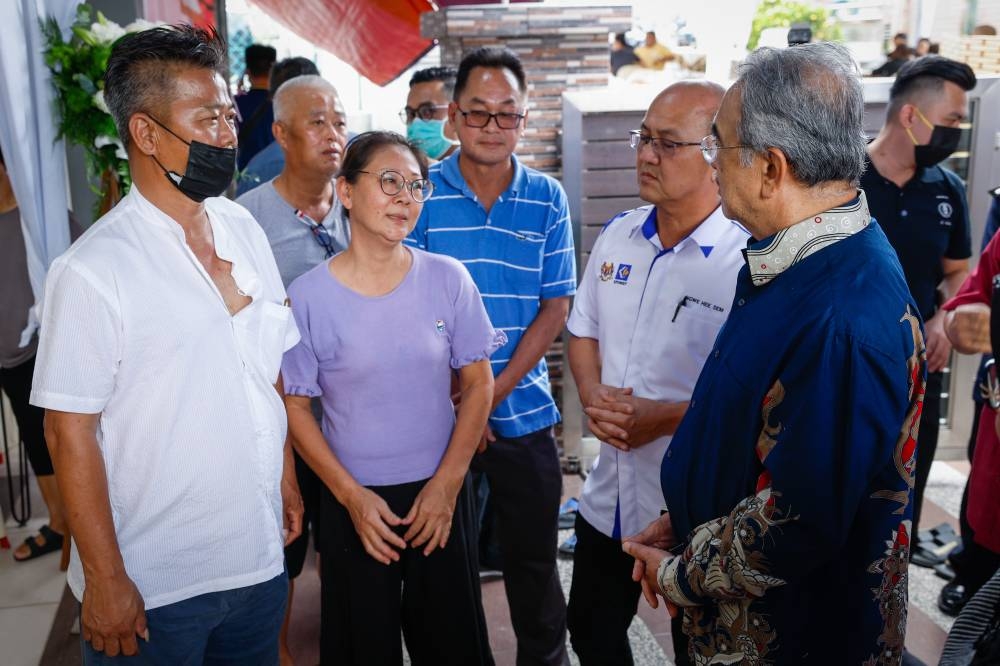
{"left": 492, "top": 296, "right": 570, "bottom": 408}
{"left": 568, "top": 334, "right": 631, "bottom": 449}
{"left": 46, "top": 410, "right": 147, "bottom": 657}
{"left": 926, "top": 258, "right": 971, "bottom": 371}
{"left": 945, "top": 303, "right": 992, "bottom": 354}
{"left": 568, "top": 334, "right": 687, "bottom": 449}
{"left": 275, "top": 376, "right": 303, "bottom": 546}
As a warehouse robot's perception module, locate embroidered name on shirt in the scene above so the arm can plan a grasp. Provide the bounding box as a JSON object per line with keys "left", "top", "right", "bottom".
{"left": 686, "top": 296, "right": 725, "bottom": 313}
{"left": 614, "top": 263, "right": 632, "bottom": 285}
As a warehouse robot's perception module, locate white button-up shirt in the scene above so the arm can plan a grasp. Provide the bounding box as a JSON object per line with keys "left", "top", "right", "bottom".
{"left": 567, "top": 205, "right": 748, "bottom": 539}
{"left": 30, "top": 186, "right": 299, "bottom": 610}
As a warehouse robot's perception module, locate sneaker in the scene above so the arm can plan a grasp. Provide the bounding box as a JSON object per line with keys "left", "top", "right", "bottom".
{"left": 911, "top": 523, "right": 958, "bottom": 568}
{"left": 558, "top": 498, "right": 579, "bottom": 530}
{"left": 558, "top": 532, "right": 577, "bottom": 557}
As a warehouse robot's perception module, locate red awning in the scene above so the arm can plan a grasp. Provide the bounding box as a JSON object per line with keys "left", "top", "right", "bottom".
{"left": 246, "top": 0, "right": 540, "bottom": 86}
{"left": 248, "top": 0, "right": 435, "bottom": 86}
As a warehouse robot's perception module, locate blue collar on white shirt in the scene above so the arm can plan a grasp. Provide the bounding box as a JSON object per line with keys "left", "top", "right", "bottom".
{"left": 629, "top": 204, "right": 745, "bottom": 257}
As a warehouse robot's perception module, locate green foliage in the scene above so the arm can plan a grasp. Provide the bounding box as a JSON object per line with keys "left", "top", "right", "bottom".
{"left": 42, "top": 3, "right": 131, "bottom": 216}
{"left": 747, "top": 0, "right": 843, "bottom": 51}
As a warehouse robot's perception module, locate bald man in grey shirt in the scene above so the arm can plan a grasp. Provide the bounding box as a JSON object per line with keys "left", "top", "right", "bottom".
{"left": 236, "top": 75, "right": 350, "bottom": 287}
{"left": 237, "top": 179, "right": 349, "bottom": 287}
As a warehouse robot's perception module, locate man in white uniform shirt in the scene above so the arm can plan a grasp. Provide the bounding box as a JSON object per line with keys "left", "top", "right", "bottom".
{"left": 30, "top": 25, "right": 302, "bottom": 663}
{"left": 565, "top": 81, "right": 748, "bottom": 666}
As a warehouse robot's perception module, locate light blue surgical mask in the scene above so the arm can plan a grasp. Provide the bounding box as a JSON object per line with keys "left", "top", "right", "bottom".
{"left": 407, "top": 118, "right": 455, "bottom": 160}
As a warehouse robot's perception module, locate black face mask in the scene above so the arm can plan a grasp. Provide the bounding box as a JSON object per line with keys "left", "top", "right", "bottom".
{"left": 148, "top": 115, "right": 236, "bottom": 202}
{"left": 913, "top": 125, "right": 961, "bottom": 168}
{"left": 908, "top": 108, "right": 961, "bottom": 169}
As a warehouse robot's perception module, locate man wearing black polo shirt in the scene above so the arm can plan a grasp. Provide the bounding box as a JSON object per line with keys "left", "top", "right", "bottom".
{"left": 862, "top": 56, "right": 975, "bottom": 566}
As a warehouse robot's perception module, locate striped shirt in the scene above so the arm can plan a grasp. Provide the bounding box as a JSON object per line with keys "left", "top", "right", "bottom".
{"left": 406, "top": 151, "right": 576, "bottom": 438}
{"left": 939, "top": 568, "right": 1000, "bottom": 665}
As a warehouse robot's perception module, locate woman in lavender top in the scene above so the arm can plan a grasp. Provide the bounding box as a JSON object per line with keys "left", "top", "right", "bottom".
{"left": 281, "top": 131, "right": 503, "bottom": 665}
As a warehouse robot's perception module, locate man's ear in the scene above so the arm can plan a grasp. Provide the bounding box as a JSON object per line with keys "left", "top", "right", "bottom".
{"left": 130, "top": 113, "right": 158, "bottom": 156}
{"left": 897, "top": 102, "right": 917, "bottom": 130}
{"left": 759, "top": 147, "right": 790, "bottom": 200}
{"left": 447, "top": 101, "right": 459, "bottom": 126}
{"left": 272, "top": 120, "right": 287, "bottom": 150}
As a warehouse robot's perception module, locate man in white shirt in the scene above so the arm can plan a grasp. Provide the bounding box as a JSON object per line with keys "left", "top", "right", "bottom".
{"left": 565, "top": 81, "right": 747, "bottom": 665}
{"left": 30, "top": 25, "right": 302, "bottom": 663}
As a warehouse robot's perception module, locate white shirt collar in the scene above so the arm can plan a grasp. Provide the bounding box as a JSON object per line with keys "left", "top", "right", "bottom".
{"left": 745, "top": 190, "right": 870, "bottom": 287}
{"left": 127, "top": 185, "right": 264, "bottom": 301}
{"left": 628, "top": 204, "right": 745, "bottom": 258}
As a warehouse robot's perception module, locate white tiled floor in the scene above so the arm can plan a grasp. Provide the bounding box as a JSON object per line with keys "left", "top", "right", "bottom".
{"left": 0, "top": 517, "right": 66, "bottom": 666}
{"left": 0, "top": 461, "right": 973, "bottom": 666}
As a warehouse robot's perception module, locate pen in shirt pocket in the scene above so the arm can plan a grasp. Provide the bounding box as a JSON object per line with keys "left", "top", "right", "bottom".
{"left": 671, "top": 296, "right": 690, "bottom": 323}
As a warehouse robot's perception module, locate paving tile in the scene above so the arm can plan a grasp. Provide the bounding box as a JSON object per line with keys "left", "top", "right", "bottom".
{"left": 0, "top": 602, "right": 61, "bottom": 666}
{"left": 0, "top": 520, "right": 66, "bottom": 609}
{"left": 906, "top": 602, "right": 948, "bottom": 664}
{"left": 924, "top": 461, "right": 967, "bottom": 520}
{"left": 22, "top": 466, "right": 968, "bottom": 665}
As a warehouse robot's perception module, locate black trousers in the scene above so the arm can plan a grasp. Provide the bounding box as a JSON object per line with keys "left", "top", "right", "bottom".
{"left": 567, "top": 514, "right": 639, "bottom": 665}
{"left": 319, "top": 477, "right": 492, "bottom": 666}
{"left": 949, "top": 402, "right": 1000, "bottom": 592}
{"left": 0, "top": 355, "right": 53, "bottom": 477}
{"left": 567, "top": 514, "right": 690, "bottom": 666}
{"left": 471, "top": 427, "right": 568, "bottom": 666}
{"left": 912, "top": 370, "right": 943, "bottom": 533}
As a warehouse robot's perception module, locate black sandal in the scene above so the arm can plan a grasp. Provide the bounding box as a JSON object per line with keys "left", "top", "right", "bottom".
{"left": 13, "top": 524, "right": 64, "bottom": 562}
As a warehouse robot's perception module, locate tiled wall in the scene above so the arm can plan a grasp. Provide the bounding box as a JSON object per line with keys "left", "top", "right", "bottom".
{"left": 421, "top": 4, "right": 632, "bottom": 177}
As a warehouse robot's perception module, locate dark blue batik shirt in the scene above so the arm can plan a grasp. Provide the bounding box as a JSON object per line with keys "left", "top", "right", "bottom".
{"left": 659, "top": 193, "right": 926, "bottom": 665}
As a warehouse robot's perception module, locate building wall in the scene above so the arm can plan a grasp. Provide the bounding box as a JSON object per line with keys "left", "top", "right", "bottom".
{"left": 421, "top": 4, "right": 631, "bottom": 177}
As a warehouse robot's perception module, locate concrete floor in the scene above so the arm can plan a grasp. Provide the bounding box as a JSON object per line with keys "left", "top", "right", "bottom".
{"left": 0, "top": 462, "right": 968, "bottom": 665}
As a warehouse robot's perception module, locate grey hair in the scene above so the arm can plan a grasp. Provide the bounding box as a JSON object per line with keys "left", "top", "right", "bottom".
{"left": 272, "top": 75, "right": 339, "bottom": 123}
{"left": 734, "top": 42, "right": 867, "bottom": 186}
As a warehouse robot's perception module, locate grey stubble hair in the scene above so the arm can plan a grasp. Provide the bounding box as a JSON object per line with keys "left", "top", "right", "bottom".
{"left": 272, "top": 75, "right": 340, "bottom": 124}
{"left": 734, "top": 42, "right": 868, "bottom": 186}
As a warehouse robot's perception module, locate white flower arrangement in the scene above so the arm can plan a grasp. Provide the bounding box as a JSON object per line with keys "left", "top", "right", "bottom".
{"left": 43, "top": 4, "right": 164, "bottom": 215}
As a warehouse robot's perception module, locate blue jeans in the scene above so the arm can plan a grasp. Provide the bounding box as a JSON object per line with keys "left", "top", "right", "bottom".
{"left": 82, "top": 571, "right": 287, "bottom": 665}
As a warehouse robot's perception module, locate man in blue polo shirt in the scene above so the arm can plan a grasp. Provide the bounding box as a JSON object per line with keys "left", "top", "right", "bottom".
{"left": 565, "top": 81, "right": 747, "bottom": 666}
{"left": 862, "top": 56, "right": 974, "bottom": 567}
{"left": 407, "top": 46, "right": 575, "bottom": 666}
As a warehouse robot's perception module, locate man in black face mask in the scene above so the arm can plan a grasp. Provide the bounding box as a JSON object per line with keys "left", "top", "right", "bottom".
{"left": 29, "top": 25, "right": 303, "bottom": 662}
{"left": 863, "top": 55, "right": 976, "bottom": 570}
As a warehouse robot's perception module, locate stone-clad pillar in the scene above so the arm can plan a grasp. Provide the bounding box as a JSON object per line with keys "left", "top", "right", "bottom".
{"left": 421, "top": 4, "right": 631, "bottom": 177}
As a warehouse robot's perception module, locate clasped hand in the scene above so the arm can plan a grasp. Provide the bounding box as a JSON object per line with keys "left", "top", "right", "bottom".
{"left": 344, "top": 478, "right": 458, "bottom": 564}
{"left": 584, "top": 384, "right": 668, "bottom": 451}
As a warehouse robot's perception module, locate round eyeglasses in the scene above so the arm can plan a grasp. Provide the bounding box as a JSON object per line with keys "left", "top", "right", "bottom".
{"left": 399, "top": 104, "right": 449, "bottom": 124}
{"left": 357, "top": 169, "right": 434, "bottom": 203}
{"left": 699, "top": 135, "right": 749, "bottom": 165}
{"left": 455, "top": 107, "right": 525, "bottom": 129}
{"left": 628, "top": 130, "right": 701, "bottom": 157}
